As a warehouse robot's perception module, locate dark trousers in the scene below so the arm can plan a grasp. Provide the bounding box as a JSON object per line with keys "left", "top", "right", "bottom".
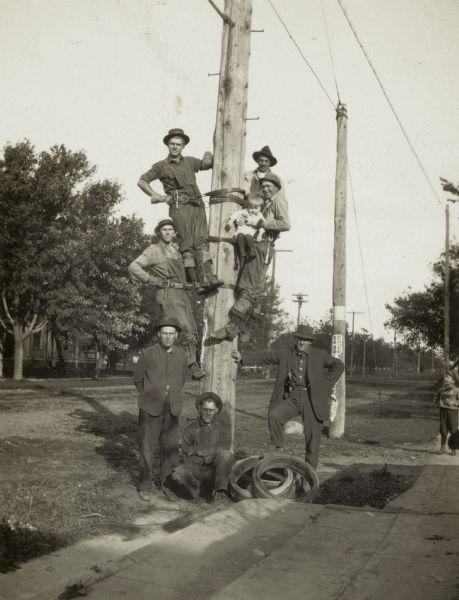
{"left": 269, "top": 390, "right": 323, "bottom": 469}
{"left": 236, "top": 233, "right": 256, "bottom": 258}
{"left": 172, "top": 450, "right": 234, "bottom": 499}
{"left": 138, "top": 404, "right": 179, "bottom": 491}
{"left": 439, "top": 407, "right": 459, "bottom": 443}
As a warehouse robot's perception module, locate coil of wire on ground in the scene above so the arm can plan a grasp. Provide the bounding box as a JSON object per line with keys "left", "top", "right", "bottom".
{"left": 229, "top": 456, "right": 296, "bottom": 501}
{"left": 251, "top": 455, "right": 320, "bottom": 501}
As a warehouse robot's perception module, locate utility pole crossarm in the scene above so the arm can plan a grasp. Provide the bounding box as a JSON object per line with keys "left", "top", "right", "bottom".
{"left": 292, "top": 293, "right": 308, "bottom": 328}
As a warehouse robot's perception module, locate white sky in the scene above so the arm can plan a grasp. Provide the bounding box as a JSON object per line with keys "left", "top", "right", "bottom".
{"left": 1, "top": 0, "right": 458, "bottom": 339}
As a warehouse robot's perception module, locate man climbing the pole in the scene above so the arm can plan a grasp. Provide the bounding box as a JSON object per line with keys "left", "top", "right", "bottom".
{"left": 243, "top": 145, "right": 286, "bottom": 202}
{"left": 213, "top": 173, "right": 290, "bottom": 340}
{"left": 138, "top": 128, "right": 223, "bottom": 294}
{"left": 129, "top": 218, "right": 205, "bottom": 380}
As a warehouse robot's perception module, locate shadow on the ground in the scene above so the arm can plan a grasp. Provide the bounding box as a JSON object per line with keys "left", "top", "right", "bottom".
{"left": 72, "top": 397, "right": 139, "bottom": 485}
{"left": 314, "top": 462, "right": 421, "bottom": 509}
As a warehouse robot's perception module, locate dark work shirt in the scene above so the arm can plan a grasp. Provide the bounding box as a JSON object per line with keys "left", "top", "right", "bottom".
{"left": 293, "top": 351, "right": 309, "bottom": 387}
{"left": 140, "top": 155, "right": 212, "bottom": 200}
{"left": 181, "top": 419, "right": 223, "bottom": 464}
{"left": 133, "top": 344, "right": 189, "bottom": 417}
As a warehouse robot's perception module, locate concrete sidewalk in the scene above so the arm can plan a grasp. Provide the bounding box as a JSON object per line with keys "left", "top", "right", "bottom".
{"left": 25, "top": 464, "right": 459, "bottom": 600}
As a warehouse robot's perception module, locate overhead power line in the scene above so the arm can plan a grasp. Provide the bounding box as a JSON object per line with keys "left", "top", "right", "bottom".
{"left": 320, "top": 0, "right": 341, "bottom": 103}
{"left": 348, "top": 161, "right": 379, "bottom": 372}
{"left": 336, "top": 0, "right": 445, "bottom": 210}
{"left": 268, "top": 0, "right": 336, "bottom": 109}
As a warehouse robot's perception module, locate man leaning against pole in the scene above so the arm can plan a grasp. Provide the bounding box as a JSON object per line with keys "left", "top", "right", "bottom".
{"left": 129, "top": 217, "right": 205, "bottom": 380}
{"left": 232, "top": 325, "right": 344, "bottom": 469}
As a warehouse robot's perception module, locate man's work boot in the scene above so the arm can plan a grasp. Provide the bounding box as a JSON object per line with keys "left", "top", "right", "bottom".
{"left": 212, "top": 321, "right": 240, "bottom": 341}
{"left": 191, "top": 363, "right": 206, "bottom": 380}
{"left": 197, "top": 260, "right": 224, "bottom": 295}
{"left": 186, "top": 267, "right": 206, "bottom": 294}
{"left": 139, "top": 489, "right": 155, "bottom": 502}
{"left": 160, "top": 486, "right": 179, "bottom": 502}
{"left": 213, "top": 490, "right": 229, "bottom": 503}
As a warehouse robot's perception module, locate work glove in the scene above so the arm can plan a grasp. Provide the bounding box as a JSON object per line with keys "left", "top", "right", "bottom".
{"left": 329, "top": 393, "right": 338, "bottom": 422}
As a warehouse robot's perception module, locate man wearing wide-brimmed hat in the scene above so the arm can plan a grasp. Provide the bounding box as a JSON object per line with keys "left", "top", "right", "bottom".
{"left": 133, "top": 317, "right": 191, "bottom": 502}
{"left": 171, "top": 392, "right": 234, "bottom": 503}
{"left": 138, "top": 128, "right": 223, "bottom": 294}
{"left": 212, "top": 171, "right": 290, "bottom": 341}
{"left": 129, "top": 217, "right": 205, "bottom": 380}
{"left": 232, "top": 325, "right": 344, "bottom": 469}
{"left": 243, "top": 145, "right": 286, "bottom": 200}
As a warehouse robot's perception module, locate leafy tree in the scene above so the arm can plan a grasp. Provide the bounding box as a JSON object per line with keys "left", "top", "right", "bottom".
{"left": 0, "top": 141, "right": 94, "bottom": 379}
{"left": 0, "top": 140, "right": 151, "bottom": 379}
{"left": 242, "top": 278, "right": 291, "bottom": 351}
{"left": 385, "top": 244, "right": 458, "bottom": 354}
{"left": 44, "top": 184, "right": 150, "bottom": 378}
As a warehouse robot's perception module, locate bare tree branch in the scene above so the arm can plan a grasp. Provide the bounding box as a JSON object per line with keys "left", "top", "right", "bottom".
{"left": 24, "top": 312, "right": 39, "bottom": 340}
{"left": 0, "top": 315, "right": 13, "bottom": 334}
{"left": 2, "top": 291, "right": 15, "bottom": 326}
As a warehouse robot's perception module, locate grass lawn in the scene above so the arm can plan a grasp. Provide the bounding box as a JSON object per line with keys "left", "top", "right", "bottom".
{"left": 0, "top": 373, "right": 440, "bottom": 571}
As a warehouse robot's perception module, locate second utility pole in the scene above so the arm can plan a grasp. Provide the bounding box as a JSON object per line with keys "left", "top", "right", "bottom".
{"left": 329, "top": 103, "right": 348, "bottom": 438}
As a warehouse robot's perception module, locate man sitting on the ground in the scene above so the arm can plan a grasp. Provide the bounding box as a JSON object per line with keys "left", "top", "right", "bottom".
{"left": 171, "top": 392, "right": 234, "bottom": 502}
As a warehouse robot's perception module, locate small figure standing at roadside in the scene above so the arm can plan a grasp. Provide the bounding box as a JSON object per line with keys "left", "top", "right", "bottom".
{"left": 171, "top": 392, "right": 234, "bottom": 503}
{"left": 133, "top": 318, "right": 190, "bottom": 502}
{"left": 435, "top": 356, "right": 459, "bottom": 455}
{"left": 226, "top": 194, "right": 265, "bottom": 263}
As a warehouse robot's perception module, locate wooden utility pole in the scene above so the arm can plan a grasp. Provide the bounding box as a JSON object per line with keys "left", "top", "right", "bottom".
{"left": 393, "top": 328, "right": 398, "bottom": 375}
{"left": 329, "top": 103, "right": 347, "bottom": 438}
{"left": 201, "top": 0, "right": 252, "bottom": 447}
{"left": 292, "top": 293, "right": 308, "bottom": 327}
{"left": 444, "top": 202, "right": 450, "bottom": 369}
{"left": 362, "top": 336, "right": 367, "bottom": 375}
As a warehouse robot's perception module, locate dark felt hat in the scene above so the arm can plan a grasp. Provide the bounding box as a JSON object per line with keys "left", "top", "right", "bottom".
{"left": 252, "top": 145, "right": 277, "bottom": 166}
{"left": 294, "top": 325, "right": 315, "bottom": 341}
{"left": 155, "top": 317, "right": 181, "bottom": 333}
{"left": 260, "top": 173, "right": 281, "bottom": 190}
{"left": 163, "top": 128, "right": 190, "bottom": 146}
{"left": 195, "top": 392, "right": 223, "bottom": 414}
{"left": 154, "top": 218, "right": 175, "bottom": 235}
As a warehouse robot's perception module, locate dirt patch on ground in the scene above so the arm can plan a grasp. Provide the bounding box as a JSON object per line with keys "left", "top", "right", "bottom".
{"left": 314, "top": 463, "right": 420, "bottom": 509}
